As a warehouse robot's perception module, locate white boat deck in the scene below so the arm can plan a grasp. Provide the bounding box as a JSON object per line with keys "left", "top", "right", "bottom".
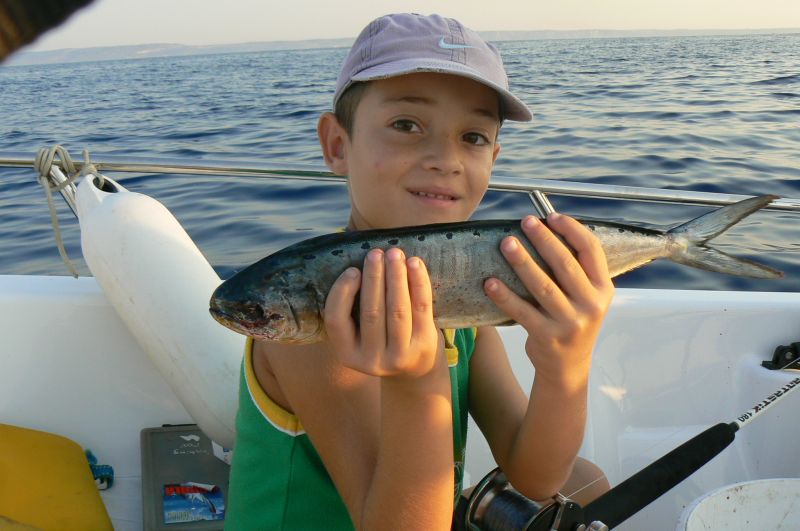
{"left": 3, "top": 274, "right": 800, "bottom": 530}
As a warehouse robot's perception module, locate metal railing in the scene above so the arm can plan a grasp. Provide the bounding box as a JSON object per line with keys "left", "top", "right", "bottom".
{"left": 4, "top": 150, "right": 800, "bottom": 215}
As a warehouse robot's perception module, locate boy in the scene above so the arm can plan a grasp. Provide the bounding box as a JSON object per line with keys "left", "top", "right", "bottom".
{"left": 227, "top": 13, "right": 614, "bottom": 530}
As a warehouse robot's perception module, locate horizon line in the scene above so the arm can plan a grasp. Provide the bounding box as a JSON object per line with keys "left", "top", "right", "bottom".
{"left": 7, "top": 27, "right": 799, "bottom": 67}
{"left": 27, "top": 26, "right": 800, "bottom": 52}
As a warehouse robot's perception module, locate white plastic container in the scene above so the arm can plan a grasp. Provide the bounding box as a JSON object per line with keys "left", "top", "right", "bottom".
{"left": 676, "top": 478, "right": 800, "bottom": 530}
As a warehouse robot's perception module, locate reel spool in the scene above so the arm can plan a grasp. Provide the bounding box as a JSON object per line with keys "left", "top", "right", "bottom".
{"left": 463, "top": 468, "right": 596, "bottom": 531}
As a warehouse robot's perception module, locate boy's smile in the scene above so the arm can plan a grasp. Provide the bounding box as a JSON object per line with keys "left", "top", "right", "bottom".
{"left": 324, "top": 73, "right": 502, "bottom": 230}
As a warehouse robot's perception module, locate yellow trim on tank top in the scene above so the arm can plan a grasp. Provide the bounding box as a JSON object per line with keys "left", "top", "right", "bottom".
{"left": 244, "top": 328, "right": 474, "bottom": 433}
{"left": 444, "top": 327, "right": 478, "bottom": 367}
{"left": 244, "top": 338, "right": 305, "bottom": 436}
{"left": 444, "top": 328, "right": 459, "bottom": 367}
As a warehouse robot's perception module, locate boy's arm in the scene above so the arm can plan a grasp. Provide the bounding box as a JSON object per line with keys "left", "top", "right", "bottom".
{"left": 471, "top": 213, "right": 614, "bottom": 500}
{"left": 263, "top": 248, "right": 455, "bottom": 530}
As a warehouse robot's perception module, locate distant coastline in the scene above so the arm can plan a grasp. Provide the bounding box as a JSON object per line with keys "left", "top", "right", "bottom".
{"left": 6, "top": 28, "right": 800, "bottom": 66}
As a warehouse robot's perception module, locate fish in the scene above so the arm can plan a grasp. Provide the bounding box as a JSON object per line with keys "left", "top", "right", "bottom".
{"left": 209, "top": 194, "right": 783, "bottom": 344}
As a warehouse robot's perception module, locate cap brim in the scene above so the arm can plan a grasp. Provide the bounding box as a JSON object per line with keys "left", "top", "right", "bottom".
{"left": 349, "top": 58, "right": 532, "bottom": 122}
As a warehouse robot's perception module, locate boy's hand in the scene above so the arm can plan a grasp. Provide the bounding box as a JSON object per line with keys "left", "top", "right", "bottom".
{"left": 324, "top": 248, "right": 444, "bottom": 380}
{"left": 484, "top": 213, "right": 614, "bottom": 388}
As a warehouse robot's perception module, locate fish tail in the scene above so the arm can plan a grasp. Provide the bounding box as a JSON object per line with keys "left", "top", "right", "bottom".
{"left": 671, "top": 246, "right": 783, "bottom": 279}
{"left": 669, "top": 195, "right": 778, "bottom": 243}
{"left": 667, "top": 195, "right": 783, "bottom": 279}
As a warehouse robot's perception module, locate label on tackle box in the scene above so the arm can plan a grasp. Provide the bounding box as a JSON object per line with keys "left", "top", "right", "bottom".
{"left": 162, "top": 482, "right": 225, "bottom": 524}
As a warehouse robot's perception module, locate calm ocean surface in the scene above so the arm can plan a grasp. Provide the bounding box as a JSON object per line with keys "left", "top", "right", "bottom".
{"left": 1, "top": 34, "right": 799, "bottom": 291}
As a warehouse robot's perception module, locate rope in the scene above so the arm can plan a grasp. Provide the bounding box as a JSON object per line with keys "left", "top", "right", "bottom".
{"left": 35, "top": 145, "right": 102, "bottom": 278}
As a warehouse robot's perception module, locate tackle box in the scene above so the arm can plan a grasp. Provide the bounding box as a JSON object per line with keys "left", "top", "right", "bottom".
{"left": 141, "top": 425, "right": 231, "bottom": 530}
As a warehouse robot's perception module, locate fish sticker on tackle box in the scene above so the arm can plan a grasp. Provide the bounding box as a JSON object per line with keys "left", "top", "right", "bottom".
{"left": 163, "top": 482, "right": 225, "bottom": 524}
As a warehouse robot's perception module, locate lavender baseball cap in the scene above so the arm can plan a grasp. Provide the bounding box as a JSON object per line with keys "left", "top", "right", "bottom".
{"left": 334, "top": 13, "right": 532, "bottom": 122}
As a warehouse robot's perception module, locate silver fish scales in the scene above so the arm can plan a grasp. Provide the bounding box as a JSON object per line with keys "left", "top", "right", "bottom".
{"left": 210, "top": 195, "right": 782, "bottom": 343}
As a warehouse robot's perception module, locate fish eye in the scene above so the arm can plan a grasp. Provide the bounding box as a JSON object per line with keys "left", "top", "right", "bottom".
{"left": 266, "top": 312, "right": 285, "bottom": 324}
{"left": 245, "top": 302, "right": 266, "bottom": 321}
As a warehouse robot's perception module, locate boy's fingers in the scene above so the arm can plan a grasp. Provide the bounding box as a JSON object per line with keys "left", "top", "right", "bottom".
{"left": 407, "top": 256, "right": 434, "bottom": 332}
{"left": 519, "top": 215, "right": 593, "bottom": 302}
{"left": 484, "top": 277, "right": 546, "bottom": 332}
{"left": 324, "top": 267, "right": 361, "bottom": 354}
{"left": 359, "top": 249, "right": 387, "bottom": 355}
{"left": 499, "top": 233, "right": 571, "bottom": 319}
{"left": 384, "top": 248, "right": 411, "bottom": 349}
{"left": 546, "top": 213, "right": 611, "bottom": 286}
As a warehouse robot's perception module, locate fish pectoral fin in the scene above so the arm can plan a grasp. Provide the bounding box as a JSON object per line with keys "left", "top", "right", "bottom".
{"left": 672, "top": 245, "right": 783, "bottom": 279}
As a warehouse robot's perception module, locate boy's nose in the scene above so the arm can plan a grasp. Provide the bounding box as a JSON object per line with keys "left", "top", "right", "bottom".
{"left": 422, "top": 135, "right": 464, "bottom": 175}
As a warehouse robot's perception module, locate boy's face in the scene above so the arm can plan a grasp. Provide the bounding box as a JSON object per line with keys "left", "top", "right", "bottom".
{"left": 331, "top": 73, "right": 501, "bottom": 230}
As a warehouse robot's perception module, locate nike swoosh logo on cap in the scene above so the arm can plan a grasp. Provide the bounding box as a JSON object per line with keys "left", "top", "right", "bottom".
{"left": 438, "top": 37, "right": 475, "bottom": 50}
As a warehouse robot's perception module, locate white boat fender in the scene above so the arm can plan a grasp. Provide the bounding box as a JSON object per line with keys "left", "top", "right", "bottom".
{"left": 76, "top": 174, "right": 243, "bottom": 448}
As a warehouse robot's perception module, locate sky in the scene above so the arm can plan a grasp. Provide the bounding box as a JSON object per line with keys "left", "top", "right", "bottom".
{"left": 26, "top": 0, "right": 800, "bottom": 52}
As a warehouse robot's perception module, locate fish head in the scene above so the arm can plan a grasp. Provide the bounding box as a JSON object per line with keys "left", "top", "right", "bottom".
{"left": 209, "top": 278, "right": 299, "bottom": 341}
{"left": 209, "top": 265, "right": 324, "bottom": 343}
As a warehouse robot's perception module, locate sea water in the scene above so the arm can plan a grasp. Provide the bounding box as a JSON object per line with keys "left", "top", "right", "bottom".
{"left": 1, "top": 34, "right": 799, "bottom": 291}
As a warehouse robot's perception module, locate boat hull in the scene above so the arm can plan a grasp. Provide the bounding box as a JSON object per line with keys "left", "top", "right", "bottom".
{"left": 3, "top": 275, "right": 800, "bottom": 530}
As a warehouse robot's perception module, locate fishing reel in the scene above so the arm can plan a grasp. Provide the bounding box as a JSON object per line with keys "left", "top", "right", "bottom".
{"left": 461, "top": 468, "right": 608, "bottom": 531}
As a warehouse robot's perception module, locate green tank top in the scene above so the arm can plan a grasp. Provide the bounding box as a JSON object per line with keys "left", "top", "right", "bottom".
{"left": 225, "top": 328, "right": 476, "bottom": 530}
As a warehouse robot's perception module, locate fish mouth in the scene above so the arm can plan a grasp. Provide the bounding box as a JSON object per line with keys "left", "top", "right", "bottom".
{"left": 209, "top": 303, "right": 280, "bottom": 340}
{"left": 209, "top": 306, "right": 249, "bottom": 333}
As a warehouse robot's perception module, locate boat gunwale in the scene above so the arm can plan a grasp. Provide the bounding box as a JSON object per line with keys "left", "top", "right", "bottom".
{"left": 3, "top": 150, "right": 800, "bottom": 212}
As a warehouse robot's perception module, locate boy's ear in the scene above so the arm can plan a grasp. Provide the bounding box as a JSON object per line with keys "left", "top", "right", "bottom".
{"left": 317, "top": 112, "right": 349, "bottom": 175}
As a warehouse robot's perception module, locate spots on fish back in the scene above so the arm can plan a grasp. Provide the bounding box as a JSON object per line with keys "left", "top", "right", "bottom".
{"left": 473, "top": 230, "right": 481, "bottom": 237}
{"left": 303, "top": 254, "right": 316, "bottom": 260}
{"left": 588, "top": 224, "right": 596, "bottom": 231}
{"left": 503, "top": 227, "right": 511, "bottom": 233}
{"left": 617, "top": 228, "right": 625, "bottom": 233}
{"left": 388, "top": 238, "right": 399, "bottom": 245}
{"left": 446, "top": 233, "right": 453, "bottom": 239}
{"left": 331, "top": 249, "right": 343, "bottom": 256}
{"left": 361, "top": 242, "right": 371, "bottom": 250}
{"left": 418, "top": 235, "right": 425, "bottom": 241}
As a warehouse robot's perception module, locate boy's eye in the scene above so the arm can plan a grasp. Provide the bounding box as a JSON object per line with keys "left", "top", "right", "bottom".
{"left": 392, "top": 119, "right": 421, "bottom": 133}
{"left": 463, "top": 132, "right": 490, "bottom": 146}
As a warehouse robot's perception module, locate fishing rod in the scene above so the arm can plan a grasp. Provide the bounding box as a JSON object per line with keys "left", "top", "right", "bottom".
{"left": 462, "top": 349, "right": 800, "bottom": 530}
